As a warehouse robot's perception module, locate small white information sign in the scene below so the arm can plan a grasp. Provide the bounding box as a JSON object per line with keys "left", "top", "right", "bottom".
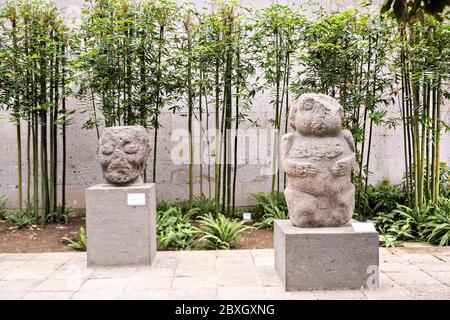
{"left": 243, "top": 212, "right": 252, "bottom": 221}
{"left": 127, "top": 193, "right": 146, "bottom": 206}
{"left": 351, "top": 221, "right": 376, "bottom": 233}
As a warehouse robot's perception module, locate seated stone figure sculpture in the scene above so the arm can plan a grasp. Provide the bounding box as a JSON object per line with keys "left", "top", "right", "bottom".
{"left": 281, "top": 93, "right": 356, "bottom": 227}
{"left": 97, "top": 126, "right": 151, "bottom": 185}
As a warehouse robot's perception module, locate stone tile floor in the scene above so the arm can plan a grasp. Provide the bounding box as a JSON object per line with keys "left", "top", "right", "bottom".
{"left": 0, "top": 247, "right": 449, "bottom": 300}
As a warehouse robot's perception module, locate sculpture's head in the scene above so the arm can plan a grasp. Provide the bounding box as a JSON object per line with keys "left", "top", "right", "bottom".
{"left": 97, "top": 126, "right": 151, "bottom": 185}
{"left": 289, "top": 93, "right": 343, "bottom": 136}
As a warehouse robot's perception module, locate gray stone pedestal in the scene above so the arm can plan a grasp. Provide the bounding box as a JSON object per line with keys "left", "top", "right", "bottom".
{"left": 86, "top": 183, "right": 156, "bottom": 267}
{"left": 274, "top": 219, "right": 379, "bottom": 291}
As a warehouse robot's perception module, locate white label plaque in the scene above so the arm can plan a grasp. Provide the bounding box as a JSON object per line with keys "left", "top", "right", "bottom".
{"left": 243, "top": 212, "right": 252, "bottom": 221}
{"left": 127, "top": 193, "right": 146, "bottom": 206}
{"left": 351, "top": 221, "right": 376, "bottom": 233}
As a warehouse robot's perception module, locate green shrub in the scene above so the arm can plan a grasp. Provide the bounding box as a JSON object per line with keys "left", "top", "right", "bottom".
{"left": 194, "top": 213, "right": 253, "bottom": 250}
{"left": 373, "top": 197, "right": 450, "bottom": 247}
{"left": 378, "top": 234, "right": 398, "bottom": 248}
{"left": 63, "top": 227, "right": 87, "bottom": 251}
{"left": 45, "top": 206, "right": 75, "bottom": 224}
{"left": 6, "top": 209, "right": 34, "bottom": 230}
{"left": 422, "top": 198, "right": 450, "bottom": 246}
{"left": 439, "top": 163, "right": 450, "bottom": 198}
{"left": 389, "top": 204, "right": 427, "bottom": 240}
{"left": 0, "top": 196, "right": 8, "bottom": 220}
{"left": 373, "top": 211, "right": 396, "bottom": 235}
{"left": 157, "top": 199, "right": 185, "bottom": 213}
{"left": 157, "top": 206, "right": 197, "bottom": 250}
{"left": 356, "top": 181, "right": 408, "bottom": 220}
{"left": 254, "top": 201, "right": 288, "bottom": 229}
{"left": 250, "top": 192, "right": 287, "bottom": 221}
{"left": 192, "top": 195, "right": 217, "bottom": 216}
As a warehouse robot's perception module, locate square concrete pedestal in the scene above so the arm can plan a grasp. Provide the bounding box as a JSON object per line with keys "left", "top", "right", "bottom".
{"left": 86, "top": 183, "right": 156, "bottom": 267}
{"left": 274, "top": 219, "right": 379, "bottom": 291}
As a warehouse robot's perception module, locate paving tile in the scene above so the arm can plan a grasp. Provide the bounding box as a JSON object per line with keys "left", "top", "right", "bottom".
{"left": 255, "top": 266, "right": 282, "bottom": 287}
{"left": 125, "top": 275, "right": 173, "bottom": 290}
{"left": 156, "top": 251, "right": 179, "bottom": 258}
{"left": 406, "top": 286, "right": 450, "bottom": 300}
{"left": 0, "top": 261, "right": 28, "bottom": 279}
{"left": 386, "top": 270, "right": 443, "bottom": 286}
{"left": 256, "top": 272, "right": 282, "bottom": 287}
{"left": 175, "top": 264, "right": 215, "bottom": 277}
{"left": 389, "top": 247, "right": 436, "bottom": 255}
{"left": 4, "top": 263, "right": 63, "bottom": 281}
{"left": 217, "top": 287, "right": 267, "bottom": 300}
{"left": 60, "top": 259, "right": 87, "bottom": 269}
{"left": 0, "top": 248, "right": 449, "bottom": 300}
{"left": 0, "top": 253, "right": 39, "bottom": 261}
{"left": 32, "top": 252, "right": 75, "bottom": 262}
{"left": 135, "top": 266, "right": 175, "bottom": 277}
{"left": 361, "top": 273, "right": 413, "bottom": 300}
{"left": 169, "top": 288, "right": 218, "bottom": 300}
{"left": 433, "top": 252, "right": 450, "bottom": 262}
{"left": 32, "top": 279, "right": 84, "bottom": 292}
{"left": 385, "top": 270, "right": 450, "bottom": 299}
{"left": 0, "top": 279, "right": 41, "bottom": 292}
{"left": 71, "top": 291, "right": 120, "bottom": 300}
{"left": 23, "top": 291, "right": 74, "bottom": 300}
{"left": 413, "top": 261, "right": 450, "bottom": 272}
{"left": 313, "top": 289, "right": 367, "bottom": 300}
{"left": 66, "top": 253, "right": 88, "bottom": 264}
{"left": 251, "top": 249, "right": 274, "bottom": 267}
{"left": 78, "top": 278, "right": 129, "bottom": 297}
{"left": 47, "top": 266, "right": 93, "bottom": 281}
{"left": 394, "top": 252, "right": 443, "bottom": 264}
{"left": 0, "top": 291, "right": 29, "bottom": 300}
{"left": 378, "top": 248, "right": 392, "bottom": 255}
{"left": 120, "top": 289, "right": 170, "bottom": 300}
{"left": 215, "top": 263, "right": 257, "bottom": 274}
{"left": 215, "top": 250, "right": 252, "bottom": 258}
{"left": 151, "top": 255, "right": 178, "bottom": 270}
{"left": 217, "top": 272, "right": 262, "bottom": 287}
{"left": 172, "top": 275, "right": 217, "bottom": 289}
{"left": 380, "top": 262, "right": 422, "bottom": 273}
{"left": 90, "top": 266, "right": 138, "bottom": 279}
{"left": 177, "top": 251, "right": 216, "bottom": 269}
{"left": 252, "top": 257, "right": 274, "bottom": 267}
{"left": 251, "top": 249, "right": 274, "bottom": 258}
{"left": 428, "top": 271, "right": 450, "bottom": 287}
{"left": 401, "top": 284, "right": 450, "bottom": 300}
{"left": 264, "top": 287, "right": 317, "bottom": 300}
{"left": 216, "top": 256, "right": 255, "bottom": 268}
{"left": 380, "top": 250, "right": 405, "bottom": 263}
{"left": 178, "top": 250, "right": 216, "bottom": 260}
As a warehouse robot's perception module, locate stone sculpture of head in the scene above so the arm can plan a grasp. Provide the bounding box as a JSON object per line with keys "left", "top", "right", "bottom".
{"left": 289, "top": 93, "right": 343, "bottom": 137}
{"left": 97, "top": 126, "right": 151, "bottom": 185}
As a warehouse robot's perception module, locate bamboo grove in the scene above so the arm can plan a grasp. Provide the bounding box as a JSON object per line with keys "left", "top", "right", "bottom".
{"left": 0, "top": 0, "right": 449, "bottom": 219}
{"left": 0, "top": 0, "right": 71, "bottom": 223}
{"left": 382, "top": 0, "right": 450, "bottom": 213}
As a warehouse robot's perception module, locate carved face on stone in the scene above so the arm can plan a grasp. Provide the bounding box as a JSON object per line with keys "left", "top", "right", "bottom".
{"left": 289, "top": 93, "right": 343, "bottom": 136}
{"left": 97, "top": 126, "right": 150, "bottom": 185}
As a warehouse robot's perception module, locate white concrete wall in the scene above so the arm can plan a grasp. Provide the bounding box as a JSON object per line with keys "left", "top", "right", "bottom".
{"left": 0, "top": 0, "right": 449, "bottom": 208}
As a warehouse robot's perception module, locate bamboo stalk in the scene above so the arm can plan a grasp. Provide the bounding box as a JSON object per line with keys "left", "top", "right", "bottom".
{"left": 232, "top": 46, "right": 240, "bottom": 214}
{"left": 199, "top": 64, "right": 204, "bottom": 197}
{"left": 184, "top": 15, "right": 194, "bottom": 207}
{"left": 433, "top": 78, "right": 441, "bottom": 202}
{"left": 224, "top": 9, "right": 233, "bottom": 214}
{"left": 61, "top": 43, "right": 67, "bottom": 215}
{"left": 11, "top": 11, "right": 23, "bottom": 215}
{"left": 214, "top": 52, "right": 221, "bottom": 210}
